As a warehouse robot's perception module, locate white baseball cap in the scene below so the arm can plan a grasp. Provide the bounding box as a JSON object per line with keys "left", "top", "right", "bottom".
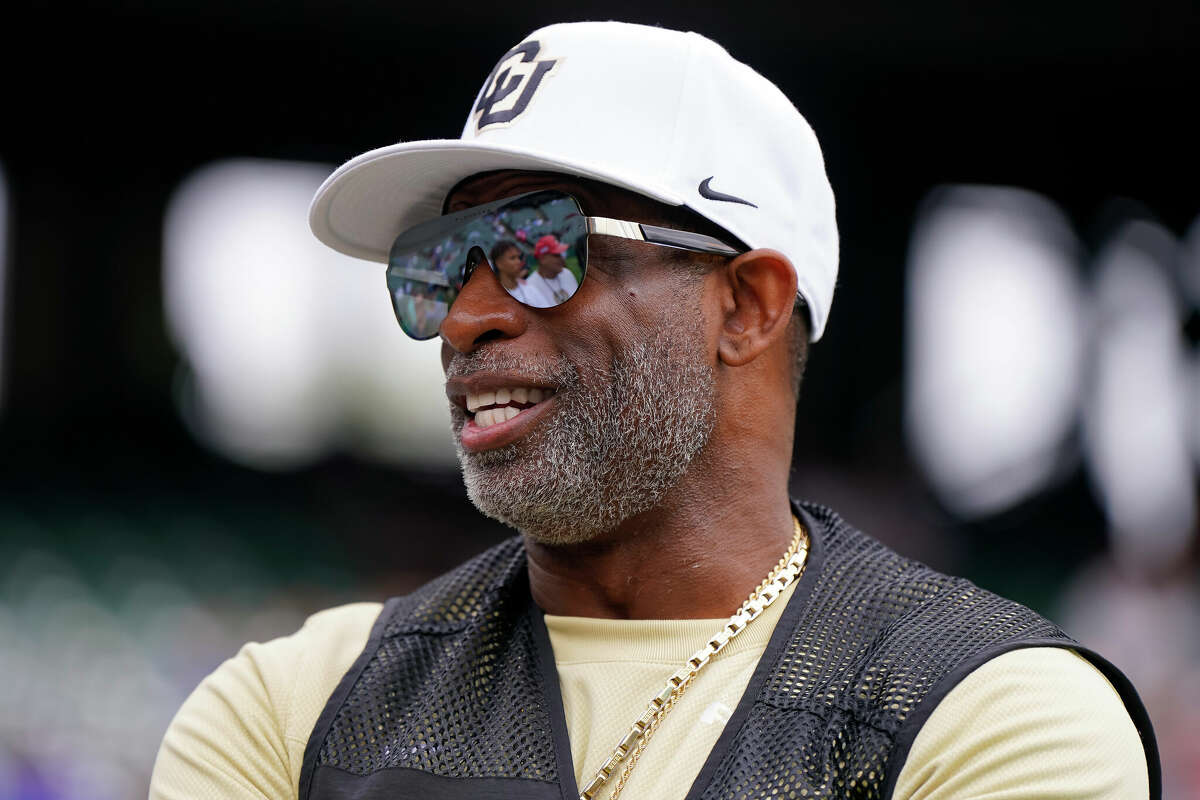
{"left": 309, "top": 21, "right": 839, "bottom": 340}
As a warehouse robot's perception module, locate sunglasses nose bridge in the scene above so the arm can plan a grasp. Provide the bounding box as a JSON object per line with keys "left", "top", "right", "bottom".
{"left": 459, "top": 245, "right": 493, "bottom": 287}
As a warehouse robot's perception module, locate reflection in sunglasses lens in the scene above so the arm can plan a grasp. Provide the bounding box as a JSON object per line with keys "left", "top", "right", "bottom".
{"left": 387, "top": 191, "right": 590, "bottom": 340}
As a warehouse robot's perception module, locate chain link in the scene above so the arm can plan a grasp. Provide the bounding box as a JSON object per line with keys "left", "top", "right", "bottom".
{"left": 609, "top": 669, "right": 696, "bottom": 799}
{"left": 578, "top": 517, "right": 810, "bottom": 800}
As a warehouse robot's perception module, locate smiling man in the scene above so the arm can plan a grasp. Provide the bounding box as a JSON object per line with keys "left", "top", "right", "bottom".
{"left": 151, "top": 21, "right": 1159, "bottom": 800}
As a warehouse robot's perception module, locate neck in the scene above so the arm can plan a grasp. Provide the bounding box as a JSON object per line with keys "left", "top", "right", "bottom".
{"left": 525, "top": 446, "right": 795, "bottom": 620}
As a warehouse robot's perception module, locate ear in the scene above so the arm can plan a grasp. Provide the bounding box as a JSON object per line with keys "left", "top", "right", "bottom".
{"left": 715, "top": 248, "right": 798, "bottom": 368}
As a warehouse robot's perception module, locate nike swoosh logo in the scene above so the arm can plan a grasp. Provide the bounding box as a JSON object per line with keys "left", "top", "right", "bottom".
{"left": 698, "top": 177, "right": 758, "bottom": 208}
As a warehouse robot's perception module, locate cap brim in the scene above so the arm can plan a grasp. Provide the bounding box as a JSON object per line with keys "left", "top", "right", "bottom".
{"left": 309, "top": 139, "right": 686, "bottom": 263}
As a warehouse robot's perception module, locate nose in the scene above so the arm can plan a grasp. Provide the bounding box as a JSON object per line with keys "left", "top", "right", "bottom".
{"left": 439, "top": 258, "right": 526, "bottom": 354}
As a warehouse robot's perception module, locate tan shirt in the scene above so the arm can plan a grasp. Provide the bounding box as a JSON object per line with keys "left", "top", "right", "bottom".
{"left": 150, "top": 591, "right": 1148, "bottom": 799}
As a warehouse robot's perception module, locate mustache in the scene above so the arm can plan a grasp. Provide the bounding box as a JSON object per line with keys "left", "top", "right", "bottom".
{"left": 445, "top": 348, "right": 577, "bottom": 385}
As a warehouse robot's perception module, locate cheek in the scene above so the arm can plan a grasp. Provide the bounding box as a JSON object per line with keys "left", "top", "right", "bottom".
{"left": 544, "top": 259, "right": 711, "bottom": 369}
{"left": 575, "top": 282, "right": 703, "bottom": 369}
{"left": 542, "top": 288, "right": 637, "bottom": 372}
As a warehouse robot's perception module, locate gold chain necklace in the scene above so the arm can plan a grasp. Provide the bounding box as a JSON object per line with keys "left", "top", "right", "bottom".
{"left": 578, "top": 516, "right": 810, "bottom": 800}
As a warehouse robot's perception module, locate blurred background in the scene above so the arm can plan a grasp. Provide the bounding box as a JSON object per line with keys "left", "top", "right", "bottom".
{"left": 1, "top": 1, "right": 1198, "bottom": 797}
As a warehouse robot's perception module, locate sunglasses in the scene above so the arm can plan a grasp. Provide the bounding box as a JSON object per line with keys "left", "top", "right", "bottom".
{"left": 386, "top": 189, "right": 744, "bottom": 340}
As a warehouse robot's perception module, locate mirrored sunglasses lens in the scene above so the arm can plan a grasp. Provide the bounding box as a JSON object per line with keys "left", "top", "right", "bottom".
{"left": 387, "top": 191, "right": 591, "bottom": 339}
{"left": 482, "top": 192, "right": 587, "bottom": 309}
{"left": 387, "top": 231, "right": 463, "bottom": 339}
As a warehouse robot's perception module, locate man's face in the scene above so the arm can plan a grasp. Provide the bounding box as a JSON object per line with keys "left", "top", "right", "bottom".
{"left": 535, "top": 252, "right": 565, "bottom": 277}
{"left": 495, "top": 247, "right": 524, "bottom": 280}
{"left": 440, "top": 171, "right": 718, "bottom": 545}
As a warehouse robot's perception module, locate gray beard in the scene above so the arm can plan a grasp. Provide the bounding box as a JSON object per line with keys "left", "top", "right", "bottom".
{"left": 448, "top": 327, "right": 716, "bottom": 545}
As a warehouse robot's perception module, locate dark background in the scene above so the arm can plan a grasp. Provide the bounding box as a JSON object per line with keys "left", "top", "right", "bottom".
{"left": 0, "top": 2, "right": 1197, "bottom": 797}
{"left": 3, "top": 0, "right": 1195, "bottom": 586}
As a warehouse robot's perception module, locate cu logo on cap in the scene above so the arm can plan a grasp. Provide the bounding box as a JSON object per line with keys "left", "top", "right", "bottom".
{"left": 472, "top": 41, "right": 560, "bottom": 131}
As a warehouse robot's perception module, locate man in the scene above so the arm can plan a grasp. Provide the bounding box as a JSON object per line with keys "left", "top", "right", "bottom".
{"left": 151, "top": 21, "right": 1160, "bottom": 800}
{"left": 523, "top": 233, "right": 579, "bottom": 307}
{"left": 489, "top": 239, "right": 532, "bottom": 303}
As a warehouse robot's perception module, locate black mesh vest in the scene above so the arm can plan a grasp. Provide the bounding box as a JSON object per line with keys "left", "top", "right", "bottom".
{"left": 299, "top": 502, "right": 1161, "bottom": 799}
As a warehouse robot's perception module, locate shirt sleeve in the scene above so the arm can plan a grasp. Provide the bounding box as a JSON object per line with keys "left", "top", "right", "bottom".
{"left": 148, "top": 602, "right": 382, "bottom": 800}
{"left": 892, "top": 646, "right": 1149, "bottom": 799}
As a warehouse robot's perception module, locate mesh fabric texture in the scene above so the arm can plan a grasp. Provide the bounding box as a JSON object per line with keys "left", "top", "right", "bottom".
{"left": 695, "top": 505, "right": 1068, "bottom": 799}
{"left": 301, "top": 504, "right": 1148, "bottom": 800}
{"left": 312, "top": 537, "right": 558, "bottom": 782}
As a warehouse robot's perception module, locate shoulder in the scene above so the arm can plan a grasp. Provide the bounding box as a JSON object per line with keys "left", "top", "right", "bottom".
{"left": 234, "top": 602, "right": 383, "bottom": 715}
{"left": 892, "top": 646, "right": 1150, "bottom": 799}
{"left": 292, "top": 602, "right": 383, "bottom": 654}
{"left": 798, "top": 503, "right": 1070, "bottom": 657}
{"left": 230, "top": 601, "right": 384, "bottom": 732}
{"left": 187, "top": 600, "right": 383, "bottom": 724}
{"left": 819, "top": 509, "right": 1153, "bottom": 797}
{"left": 149, "top": 602, "right": 383, "bottom": 800}
{"left": 518, "top": 273, "right": 552, "bottom": 303}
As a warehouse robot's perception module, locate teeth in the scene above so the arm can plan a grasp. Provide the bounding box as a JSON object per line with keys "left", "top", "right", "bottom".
{"left": 473, "top": 405, "right": 521, "bottom": 429}
{"left": 465, "top": 386, "right": 555, "bottom": 419}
